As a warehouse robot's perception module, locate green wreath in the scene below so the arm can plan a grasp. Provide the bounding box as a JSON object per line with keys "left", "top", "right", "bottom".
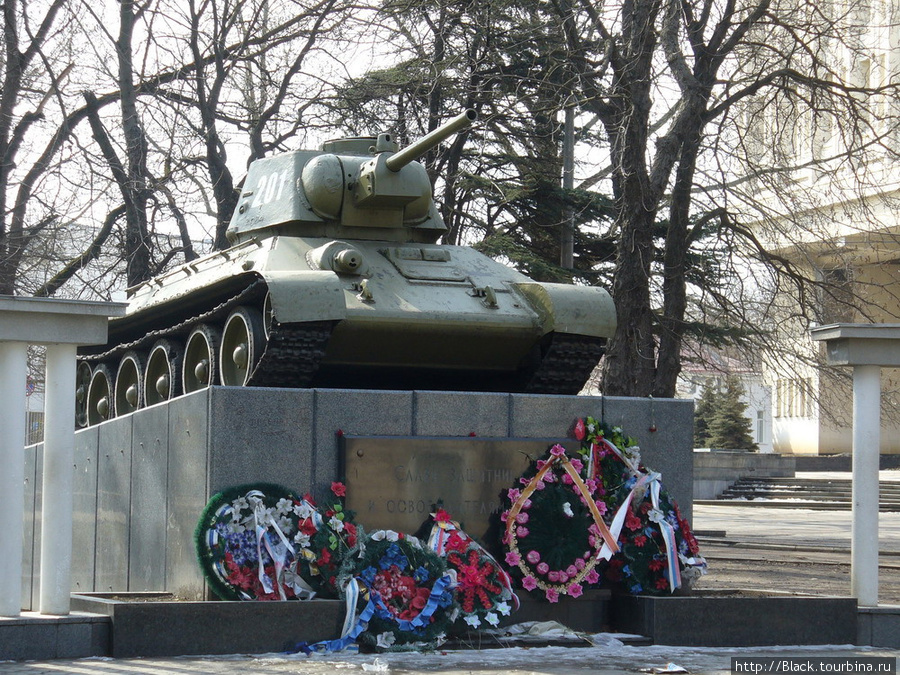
{"left": 575, "top": 416, "right": 707, "bottom": 595}
{"left": 499, "top": 445, "right": 609, "bottom": 602}
{"left": 195, "top": 483, "right": 309, "bottom": 601}
{"left": 420, "top": 509, "right": 518, "bottom": 630}
{"left": 195, "top": 481, "right": 359, "bottom": 601}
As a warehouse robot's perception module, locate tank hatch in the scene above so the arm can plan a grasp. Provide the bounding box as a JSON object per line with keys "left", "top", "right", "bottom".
{"left": 383, "top": 247, "right": 466, "bottom": 281}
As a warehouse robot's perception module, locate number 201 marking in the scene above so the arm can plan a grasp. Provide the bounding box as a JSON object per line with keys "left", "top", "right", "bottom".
{"left": 251, "top": 171, "right": 289, "bottom": 208}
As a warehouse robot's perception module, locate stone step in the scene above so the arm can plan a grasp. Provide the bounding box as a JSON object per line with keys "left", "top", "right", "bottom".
{"left": 712, "top": 476, "right": 900, "bottom": 510}
{"left": 728, "top": 478, "right": 900, "bottom": 490}
{"left": 695, "top": 498, "right": 900, "bottom": 511}
{"left": 718, "top": 489, "right": 900, "bottom": 502}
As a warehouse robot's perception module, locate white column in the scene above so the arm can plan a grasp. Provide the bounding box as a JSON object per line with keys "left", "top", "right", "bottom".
{"left": 39, "top": 343, "right": 77, "bottom": 615}
{"left": 0, "top": 342, "right": 28, "bottom": 617}
{"left": 851, "top": 364, "right": 881, "bottom": 607}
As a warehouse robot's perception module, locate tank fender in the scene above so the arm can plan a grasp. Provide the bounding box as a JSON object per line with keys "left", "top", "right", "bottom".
{"left": 258, "top": 270, "right": 347, "bottom": 323}
{"left": 514, "top": 282, "right": 616, "bottom": 338}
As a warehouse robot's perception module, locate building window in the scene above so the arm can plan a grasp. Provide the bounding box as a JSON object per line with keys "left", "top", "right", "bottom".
{"left": 756, "top": 410, "right": 765, "bottom": 443}
{"left": 820, "top": 267, "right": 854, "bottom": 324}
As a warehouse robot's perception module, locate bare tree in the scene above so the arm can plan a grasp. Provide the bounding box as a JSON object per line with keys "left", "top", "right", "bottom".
{"left": 0, "top": 0, "right": 68, "bottom": 294}
{"left": 326, "top": 0, "right": 618, "bottom": 287}
{"left": 552, "top": 0, "right": 900, "bottom": 397}
{"left": 2, "top": 0, "right": 360, "bottom": 298}
{"left": 177, "top": 0, "right": 346, "bottom": 248}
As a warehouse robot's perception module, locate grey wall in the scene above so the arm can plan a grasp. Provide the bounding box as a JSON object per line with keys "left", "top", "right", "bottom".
{"left": 22, "top": 388, "right": 693, "bottom": 606}
{"left": 693, "top": 450, "right": 796, "bottom": 499}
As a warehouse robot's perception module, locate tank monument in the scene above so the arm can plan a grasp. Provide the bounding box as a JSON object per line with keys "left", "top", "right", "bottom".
{"left": 76, "top": 109, "right": 615, "bottom": 417}
{"left": 13, "top": 110, "right": 777, "bottom": 659}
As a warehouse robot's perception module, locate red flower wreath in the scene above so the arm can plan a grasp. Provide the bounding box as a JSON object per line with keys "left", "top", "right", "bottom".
{"left": 448, "top": 547, "right": 504, "bottom": 615}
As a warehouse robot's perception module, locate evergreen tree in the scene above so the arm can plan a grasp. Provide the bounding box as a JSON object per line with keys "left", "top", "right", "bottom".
{"left": 693, "top": 385, "right": 716, "bottom": 448}
{"left": 706, "top": 377, "right": 758, "bottom": 451}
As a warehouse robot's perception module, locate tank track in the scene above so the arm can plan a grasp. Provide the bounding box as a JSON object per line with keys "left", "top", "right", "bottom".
{"left": 81, "top": 281, "right": 267, "bottom": 363}
{"left": 248, "top": 321, "right": 332, "bottom": 388}
{"left": 83, "top": 280, "right": 602, "bottom": 395}
{"left": 82, "top": 280, "right": 334, "bottom": 390}
{"left": 524, "top": 333, "right": 606, "bottom": 395}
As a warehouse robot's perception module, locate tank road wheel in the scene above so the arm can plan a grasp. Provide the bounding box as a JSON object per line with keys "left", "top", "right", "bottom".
{"left": 220, "top": 306, "right": 265, "bottom": 387}
{"left": 183, "top": 324, "right": 220, "bottom": 393}
{"left": 87, "top": 364, "right": 114, "bottom": 426}
{"left": 144, "top": 339, "right": 184, "bottom": 406}
{"left": 114, "top": 351, "right": 145, "bottom": 416}
{"left": 75, "top": 361, "right": 92, "bottom": 428}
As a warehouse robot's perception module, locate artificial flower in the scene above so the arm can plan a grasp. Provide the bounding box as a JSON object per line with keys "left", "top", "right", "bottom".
{"left": 567, "top": 583, "right": 584, "bottom": 598}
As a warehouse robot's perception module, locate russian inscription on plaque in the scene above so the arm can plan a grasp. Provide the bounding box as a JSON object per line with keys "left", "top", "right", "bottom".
{"left": 340, "top": 436, "right": 579, "bottom": 542}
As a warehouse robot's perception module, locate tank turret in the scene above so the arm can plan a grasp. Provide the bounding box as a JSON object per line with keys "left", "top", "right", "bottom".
{"left": 77, "top": 110, "right": 616, "bottom": 426}
{"left": 226, "top": 109, "right": 477, "bottom": 247}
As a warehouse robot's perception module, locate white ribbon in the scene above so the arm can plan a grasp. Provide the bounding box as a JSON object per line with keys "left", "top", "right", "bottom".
{"left": 591, "top": 441, "right": 683, "bottom": 592}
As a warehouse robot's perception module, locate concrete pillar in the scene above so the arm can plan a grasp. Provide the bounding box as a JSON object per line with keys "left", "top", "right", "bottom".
{"left": 852, "top": 364, "right": 881, "bottom": 607}
{"left": 0, "top": 342, "right": 28, "bottom": 617}
{"left": 39, "top": 343, "right": 78, "bottom": 615}
{"left": 0, "top": 296, "right": 123, "bottom": 616}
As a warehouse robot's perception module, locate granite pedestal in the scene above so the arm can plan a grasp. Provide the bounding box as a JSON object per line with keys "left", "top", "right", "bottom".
{"left": 22, "top": 388, "right": 693, "bottom": 605}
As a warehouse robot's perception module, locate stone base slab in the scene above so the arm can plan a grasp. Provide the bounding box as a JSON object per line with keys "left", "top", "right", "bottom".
{"left": 23, "top": 388, "right": 694, "bottom": 607}
{"left": 611, "top": 591, "right": 858, "bottom": 646}
{"left": 0, "top": 611, "right": 109, "bottom": 661}
{"left": 70, "top": 593, "right": 344, "bottom": 658}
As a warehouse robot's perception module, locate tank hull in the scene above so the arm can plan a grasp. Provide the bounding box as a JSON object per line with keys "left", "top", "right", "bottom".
{"left": 83, "top": 234, "right": 614, "bottom": 392}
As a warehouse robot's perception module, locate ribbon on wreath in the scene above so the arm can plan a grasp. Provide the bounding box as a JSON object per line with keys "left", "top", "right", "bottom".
{"left": 507, "top": 446, "right": 619, "bottom": 558}
{"left": 369, "top": 573, "right": 455, "bottom": 631}
{"left": 426, "top": 514, "right": 462, "bottom": 556}
{"left": 294, "top": 577, "right": 367, "bottom": 654}
{"left": 590, "top": 439, "right": 682, "bottom": 592}
{"left": 293, "top": 572, "right": 455, "bottom": 654}
{"left": 246, "top": 491, "right": 317, "bottom": 600}
{"left": 206, "top": 504, "right": 242, "bottom": 595}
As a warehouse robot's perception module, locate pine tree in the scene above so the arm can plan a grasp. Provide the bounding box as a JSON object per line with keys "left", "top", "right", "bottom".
{"left": 706, "top": 377, "right": 758, "bottom": 451}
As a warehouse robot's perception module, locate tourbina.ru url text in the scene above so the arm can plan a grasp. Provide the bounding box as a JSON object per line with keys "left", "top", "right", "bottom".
{"left": 732, "top": 657, "right": 896, "bottom": 673}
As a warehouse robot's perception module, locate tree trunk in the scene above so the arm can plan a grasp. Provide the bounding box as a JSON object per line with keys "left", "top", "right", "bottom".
{"left": 187, "top": 1, "right": 237, "bottom": 251}
{"left": 0, "top": 2, "right": 21, "bottom": 295}
{"left": 117, "top": 1, "right": 153, "bottom": 286}
{"left": 0, "top": 0, "right": 66, "bottom": 294}
{"left": 653, "top": 131, "right": 701, "bottom": 397}
{"left": 599, "top": 66, "right": 660, "bottom": 394}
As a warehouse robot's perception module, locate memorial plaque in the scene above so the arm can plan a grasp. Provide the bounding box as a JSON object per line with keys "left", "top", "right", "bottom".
{"left": 341, "top": 436, "right": 579, "bottom": 543}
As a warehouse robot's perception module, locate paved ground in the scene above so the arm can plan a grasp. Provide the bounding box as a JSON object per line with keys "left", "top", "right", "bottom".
{"left": 2, "top": 488, "right": 899, "bottom": 674}
{"left": 692, "top": 471, "right": 900, "bottom": 603}
{"left": 692, "top": 505, "right": 900, "bottom": 603}
{"left": 0, "top": 642, "right": 895, "bottom": 675}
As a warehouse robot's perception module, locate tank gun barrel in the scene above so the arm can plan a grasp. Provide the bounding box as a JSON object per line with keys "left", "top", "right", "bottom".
{"left": 384, "top": 109, "right": 477, "bottom": 172}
